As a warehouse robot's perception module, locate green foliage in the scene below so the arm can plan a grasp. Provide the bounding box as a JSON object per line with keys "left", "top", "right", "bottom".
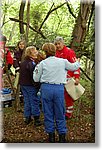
{"left": 1, "top": 0, "right": 80, "bottom": 47}
{"left": 1, "top": 0, "right": 95, "bottom": 75}
{"left": 1, "top": 0, "right": 95, "bottom": 84}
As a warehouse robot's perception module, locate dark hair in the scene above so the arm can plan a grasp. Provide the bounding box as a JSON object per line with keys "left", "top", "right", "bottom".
{"left": 16, "top": 40, "right": 26, "bottom": 51}
{"left": 17, "top": 40, "right": 26, "bottom": 47}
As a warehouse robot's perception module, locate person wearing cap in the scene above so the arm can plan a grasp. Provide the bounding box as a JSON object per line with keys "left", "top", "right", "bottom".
{"left": 54, "top": 36, "right": 80, "bottom": 119}
{"left": 0, "top": 34, "right": 13, "bottom": 72}
{"left": 33, "top": 43, "right": 80, "bottom": 143}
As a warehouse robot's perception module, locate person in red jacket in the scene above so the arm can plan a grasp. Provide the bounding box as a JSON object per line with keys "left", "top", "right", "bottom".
{"left": 0, "top": 34, "right": 13, "bottom": 72}
{"left": 54, "top": 36, "right": 80, "bottom": 119}
{"left": 5, "top": 47, "right": 13, "bottom": 70}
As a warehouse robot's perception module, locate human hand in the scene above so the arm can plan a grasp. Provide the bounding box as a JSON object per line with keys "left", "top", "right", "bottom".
{"left": 74, "top": 78, "right": 80, "bottom": 85}
{"left": 77, "top": 58, "right": 80, "bottom": 62}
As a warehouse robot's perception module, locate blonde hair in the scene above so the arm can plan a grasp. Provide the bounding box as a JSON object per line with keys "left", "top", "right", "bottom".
{"left": 42, "top": 43, "right": 56, "bottom": 56}
{"left": 25, "top": 46, "right": 37, "bottom": 58}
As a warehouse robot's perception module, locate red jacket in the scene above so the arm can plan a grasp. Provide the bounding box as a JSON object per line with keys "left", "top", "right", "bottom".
{"left": 55, "top": 46, "right": 80, "bottom": 78}
{"left": 5, "top": 48, "right": 13, "bottom": 65}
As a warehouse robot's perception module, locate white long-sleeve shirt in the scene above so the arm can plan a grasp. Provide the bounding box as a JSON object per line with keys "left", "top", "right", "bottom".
{"left": 33, "top": 56, "right": 80, "bottom": 84}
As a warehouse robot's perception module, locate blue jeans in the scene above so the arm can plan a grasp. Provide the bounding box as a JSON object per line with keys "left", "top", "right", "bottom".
{"left": 41, "top": 83, "right": 67, "bottom": 134}
{"left": 20, "top": 85, "right": 40, "bottom": 118}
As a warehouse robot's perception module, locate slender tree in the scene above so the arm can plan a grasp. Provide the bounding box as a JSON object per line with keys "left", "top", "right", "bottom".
{"left": 19, "top": 0, "right": 26, "bottom": 40}
{"left": 70, "top": 0, "right": 94, "bottom": 54}
{"left": 26, "top": 0, "right": 30, "bottom": 44}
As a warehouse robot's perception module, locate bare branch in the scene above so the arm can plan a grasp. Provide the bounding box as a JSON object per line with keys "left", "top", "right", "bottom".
{"left": 80, "top": 68, "right": 94, "bottom": 83}
{"left": 1, "top": 20, "right": 10, "bottom": 28}
{"left": 65, "top": 0, "right": 76, "bottom": 18}
{"left": 39, "top": 2, "right": 67, "bottom": 31}
{"left": 9, "top": 17, "right": 46, "bottom": 39}
{"left": 39, "top": 3, "right": 54, "bottom": 30}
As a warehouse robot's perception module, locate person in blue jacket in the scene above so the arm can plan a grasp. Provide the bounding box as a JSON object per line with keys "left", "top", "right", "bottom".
{"left": 33, "top": 43, "right": 80, "bottom": 142}
{"left": 19, "top": 46, "right": 42, "bottom": 126}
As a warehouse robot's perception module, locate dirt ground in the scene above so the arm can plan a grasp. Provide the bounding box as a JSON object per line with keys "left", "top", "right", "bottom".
{"left": 1, "top": 74, "right": 95, "bottom": 143}
{"left": 1, "top": 98, "right": 95, "bottom": 143}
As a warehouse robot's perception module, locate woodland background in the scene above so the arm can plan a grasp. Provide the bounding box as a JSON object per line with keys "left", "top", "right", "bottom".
{"left": 0, "top": 0, "right": 95, "bottom": 143}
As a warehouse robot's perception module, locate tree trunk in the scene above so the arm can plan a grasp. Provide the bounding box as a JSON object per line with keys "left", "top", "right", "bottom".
{"left": 70, "top": 0, "right": 93, "bottom": 56}
{"left": 14, "top": 0, "right": 26, "bottom": 112}
{"left": 26, "top": 0, "right": 30, "bottom": 44}
{"left": 19, "top": 0, "right": 26, "bottom": 40}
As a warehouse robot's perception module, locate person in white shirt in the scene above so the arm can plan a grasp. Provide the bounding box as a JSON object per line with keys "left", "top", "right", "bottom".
{"left": 33, "top": 43, "right": 80, "bottom": 143}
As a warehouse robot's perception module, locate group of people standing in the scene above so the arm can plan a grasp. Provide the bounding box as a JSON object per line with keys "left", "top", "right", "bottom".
{"left": 1, "top": 35, "right": 80, "bottom": 143}
{"left": 18, "top": 37, "right": 80, "bottom": 143}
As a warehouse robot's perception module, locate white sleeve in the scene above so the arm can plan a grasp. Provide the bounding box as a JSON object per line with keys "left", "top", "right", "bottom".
{"left": 33, "top": 63, "right": 43, "bottom": 82}
{"left": 65, "top": 59, "right": 80, "bottom": 71}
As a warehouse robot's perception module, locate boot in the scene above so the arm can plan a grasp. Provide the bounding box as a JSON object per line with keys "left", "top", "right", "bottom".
{"left": 49, "top": 133, "right": 55, "bottom": 143}
{"left": 59, "top": 134, "right": 66, "bottom": 143}
{"left": 24, "top": 117, "right": 32, "bottom": 125}
{"left": 34, "top": 116, "right": 42, "bottom": 127}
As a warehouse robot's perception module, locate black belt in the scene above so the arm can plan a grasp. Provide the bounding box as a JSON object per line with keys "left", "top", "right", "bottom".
{"left": 42, "top": 82, "right": 63, "bottom": 85}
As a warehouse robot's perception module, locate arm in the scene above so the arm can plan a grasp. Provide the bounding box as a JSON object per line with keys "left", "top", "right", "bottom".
{"left": 27, "top": 61, "right": 36, "bottom": 79}
{"left": 65, "top": 59, "right": 80, "bottom": 71}
{"left": 33, "top": 62, "right": 43, "bottom": 82}
{"left": 67, "top": 49, "right": 80, "bottom": 84}
{"left": 13, "top": 51, "right": 20, "bottom": 72}
{"left": 6, "top": 50, "right": 13, "bottom": 65}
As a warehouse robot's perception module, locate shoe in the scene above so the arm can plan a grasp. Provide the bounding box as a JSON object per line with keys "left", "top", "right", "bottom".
{"left": 65, "top": 116, "right": 68, "bottom": 120}
{"left": 59, "top": 134, "right": 66, "bottom": 143}
{"left": 49, "top": 133, "right": 55, "bottom": 143}
{"left": 24, "top": 117, "right": 32, "bottom": 125}
{"left": 34, "top": 116, "right": 42, "bottom": 127}
{"left": 65, "top": 115, "right": 72, "bottom": 120}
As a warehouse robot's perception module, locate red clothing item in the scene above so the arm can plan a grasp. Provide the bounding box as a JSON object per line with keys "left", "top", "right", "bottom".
{"left": 55, "top": 45, "right": 80, "bottom": 79}
{"left": 6, "top": 48, "right": 13, "bottom": 65}
{"left": 55, "top": 45, "right": 80, "bottom": 118}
